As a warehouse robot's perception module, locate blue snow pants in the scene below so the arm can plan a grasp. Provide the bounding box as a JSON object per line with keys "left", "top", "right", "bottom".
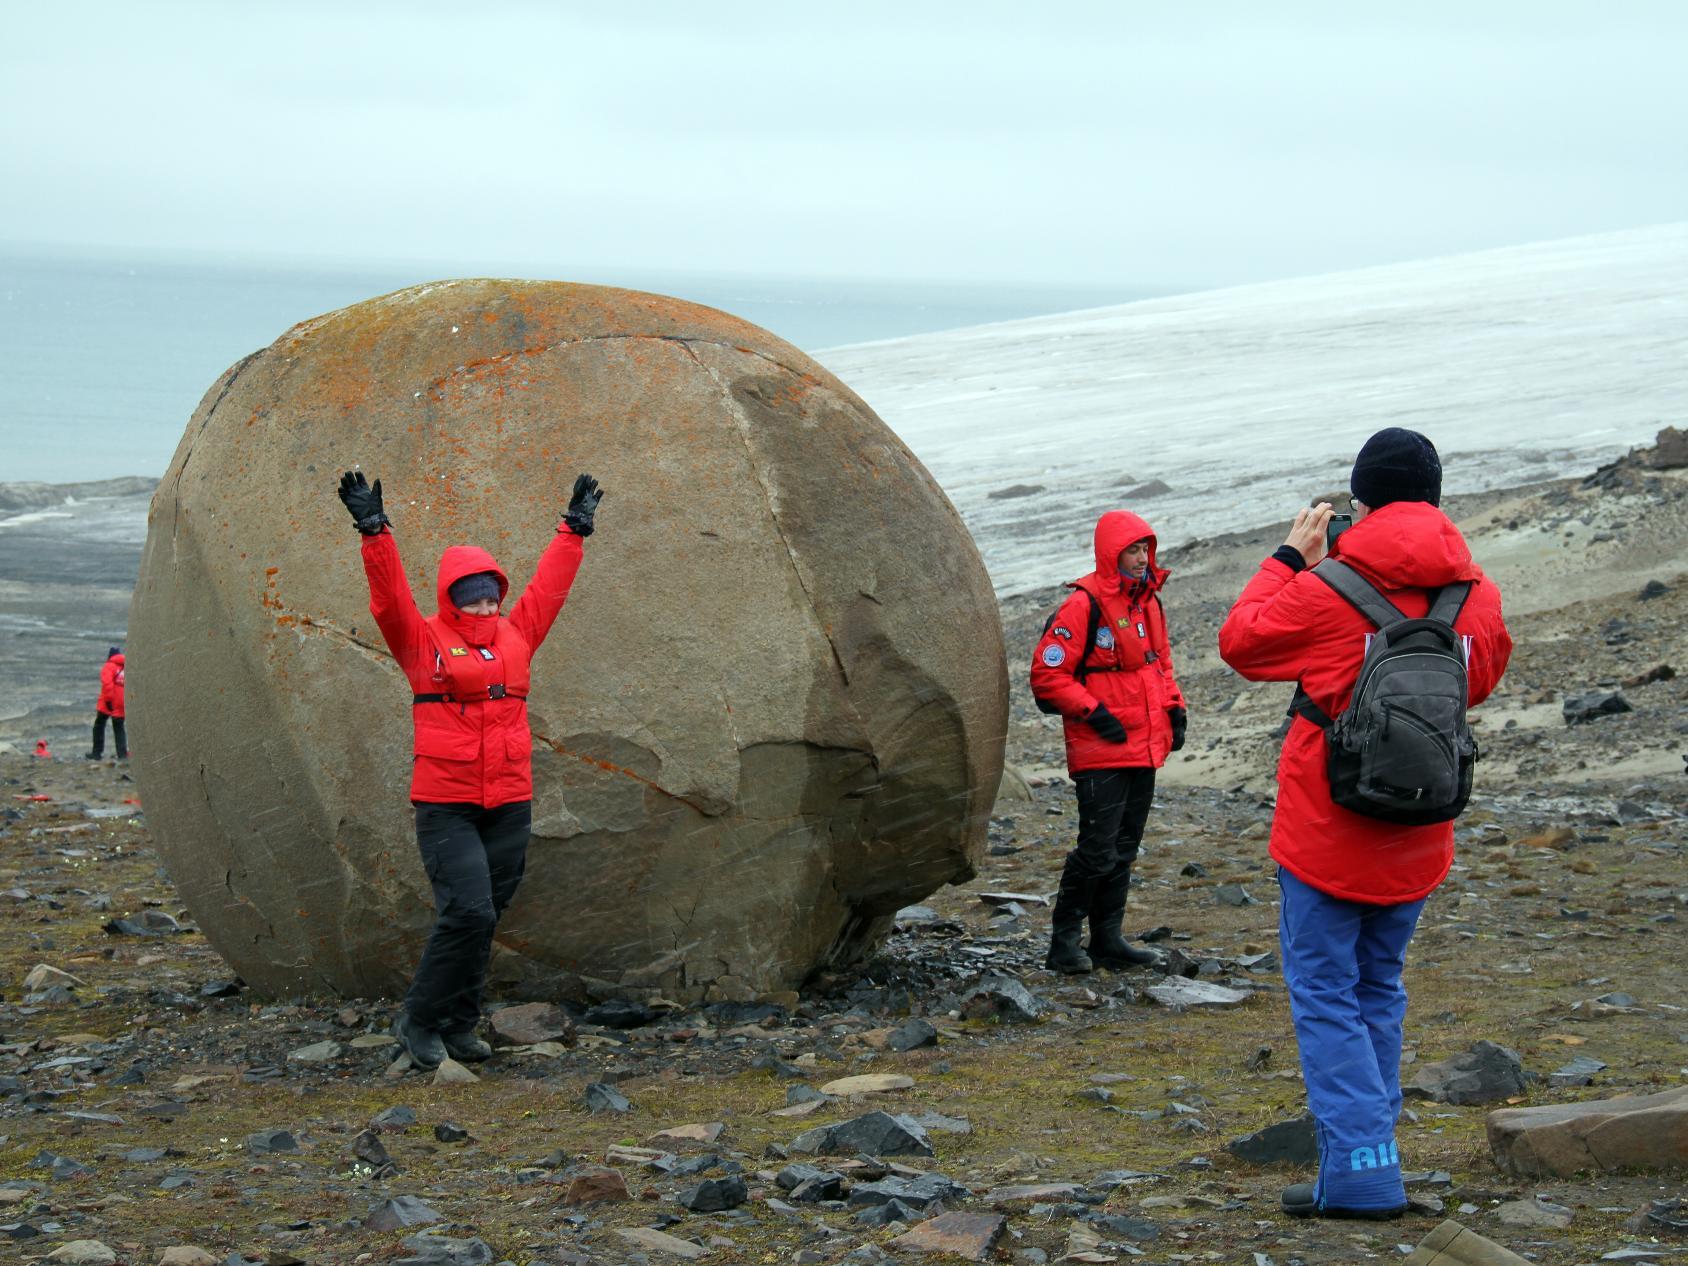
{"left": 1278, "top": 868, "right": 1425, "bottom": 1212}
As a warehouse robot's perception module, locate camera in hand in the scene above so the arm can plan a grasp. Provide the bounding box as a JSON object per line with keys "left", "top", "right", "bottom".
{"left": 1326, "top": 512, "right": 1353, "bottom": 551}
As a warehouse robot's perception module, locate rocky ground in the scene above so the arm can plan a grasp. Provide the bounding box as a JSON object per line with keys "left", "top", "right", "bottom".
{"left": 2, "top": 443, "right": 1687, "bottom": 1265}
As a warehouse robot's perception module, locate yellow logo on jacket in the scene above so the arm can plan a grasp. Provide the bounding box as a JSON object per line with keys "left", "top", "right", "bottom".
{"left": 448, "top": 647, "right": 468, "bottom": 656}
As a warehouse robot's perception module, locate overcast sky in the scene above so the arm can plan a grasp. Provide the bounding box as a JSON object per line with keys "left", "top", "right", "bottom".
{"left": 4, "top": 2, "right": 1685, "bottom": 288}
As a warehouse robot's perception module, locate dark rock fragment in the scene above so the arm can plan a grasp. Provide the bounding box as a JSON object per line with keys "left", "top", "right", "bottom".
{"left": 1224, "top": 1113, "right": 1317, "bottom": 1167}
{"left": 677, "top": 1174, "right": 748, "bottom": 1213}
{"left": 1404, "top": 1040, "right": 1527, "bottom": 1105}
{"left": 583, "top": 1083, "right": 631, "bottom": 1114}
{"left": 1562, "top": 691, "right": 1633, "bottom": 725}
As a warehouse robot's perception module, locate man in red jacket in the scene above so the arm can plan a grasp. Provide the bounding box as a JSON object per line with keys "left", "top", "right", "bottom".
{"left": 87, "top": 647, "right": 127, "bottom": 760}
{"left": 1031, "top": 510, "right": 1187, "bottom": 974}
{"left": 338, "top": 469, "right": 600, "bottom": 1070}
{"left": 1219, "top": 429, "right": 1512, "bottom": 1220}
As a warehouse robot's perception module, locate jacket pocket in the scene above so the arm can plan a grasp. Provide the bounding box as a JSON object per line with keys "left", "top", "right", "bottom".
{"left": 506, "top": 724, "right": 533, "bottom": 766}
{"left": 413, "top": 722, "right": 479, "bottom": 762}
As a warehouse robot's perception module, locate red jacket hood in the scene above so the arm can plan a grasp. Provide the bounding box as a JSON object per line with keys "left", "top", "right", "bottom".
{"left": 107, "top": 653, "right": 125, "bottom": 667}
{"left": 1330, "top": 501, "right": 1477, "bottom": 590}
{"left": 434, "top": 545, "right": 509, "bottom": 645}
{"left": 435, "top": 546, "right": 510, "bottom": 614}
{"left": 1086, "top": 509, "right": 1168, "bottom": 598}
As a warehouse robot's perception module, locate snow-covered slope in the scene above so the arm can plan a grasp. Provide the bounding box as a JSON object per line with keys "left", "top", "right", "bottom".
{"left": 817, "top": 225, "right": 1688, "bottom": 595}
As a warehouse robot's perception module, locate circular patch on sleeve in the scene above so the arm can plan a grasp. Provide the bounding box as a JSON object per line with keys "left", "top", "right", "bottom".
{"left": 1096, "top": 626, "right": 1115, "bottom": 650}
{"left": 1041, "top": 644, "right": 1066, "bottom": 668}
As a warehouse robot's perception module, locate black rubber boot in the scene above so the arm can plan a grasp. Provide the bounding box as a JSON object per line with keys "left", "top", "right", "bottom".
{"left": 1045, "top": 875, "right": 1094, "bottom": 974}
{"left": 392, "top": 1011, "right": 447, "bottom": 1070}
{"left": 441, "top": 1029, "right": 492, "bottom": 1062}
{"left": 1281, "top": 1182, "right": 1406, "bottom": 1221}
{"left": 1087, "top": 863, "right": 1158, "bottom": 968}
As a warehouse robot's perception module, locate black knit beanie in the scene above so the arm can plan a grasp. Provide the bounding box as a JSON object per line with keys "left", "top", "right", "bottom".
{"left": 1351, "top": 427, "right": 1442, "bottom": 508}
{"left": 448, "top": 572, "right": 502, "bottom": 609}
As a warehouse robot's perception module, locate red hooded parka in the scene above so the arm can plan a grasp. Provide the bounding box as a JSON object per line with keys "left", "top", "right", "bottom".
{"left": 1218, "top": 501, "right": 1513, "bottom": 905}
{"left": 360, "top": 527, "right": 584, "bottom": 807}
{"left": 1030, "top": 510, "right": 1186, "bottom": 772}
{"left": 98, "top": 652, "right": 126, "bottom": 718}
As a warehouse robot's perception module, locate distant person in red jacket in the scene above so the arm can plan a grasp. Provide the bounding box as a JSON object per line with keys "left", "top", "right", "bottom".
{"left": 1219, "top": 429, "right": 1512, "bottom": 1221}
{"left": 87, "top": 647, "right": 127, "bottom": 760}
{"left": 337, "top": 469, "right": 600, "bottom": 1071}
{"left": 1030, "top": 510, "right": 1187, "bottom": 974}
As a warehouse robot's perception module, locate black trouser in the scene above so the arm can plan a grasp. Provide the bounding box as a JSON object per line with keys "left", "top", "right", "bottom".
{"left": 1063, "top": 767, "right": 1157, "bottom": 884}
{"left": 404, "top": 800, "right": 531, "bottom": 1033}
{"left": 91, "top": 711, "right": 127, "bottom": 759}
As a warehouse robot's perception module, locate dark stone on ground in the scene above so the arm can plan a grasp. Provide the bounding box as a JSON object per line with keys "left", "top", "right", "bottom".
{"left": 246, "top": 1129, "right": 299, "bottom": 1155}
{"left": 848, "top": 1173, "right": 968, "bottom": 1212}
{"left": 855, "top": 1198, "right": 923, "bottom": 1227}
{"left": 584, "top": 999, "right": 657, "bottom": 1029}
{"left": 988, "top": 484, "right": 1046, "bottom": 501}
{"left": 1083, "top": 1212, "right": 1161, "bottom": 1241}
{"left": 677, "top": 1174, "right": 748, "bottom": 1213}
{"left": 1404, "top": 1040, "right": 1527, "bottom": 1105}
{"left": 959, "top": 973, "right": 1045, "bottom": 1023}
{"left": 1224, "top": 1112, "right": 1318, "bottom": 1167}
{"left": 1550, "top": 1055, "right": 1608, "bottom": 1087}
{"left": 1562, "top": 691, "right": 1633, "bottom": 725}
{"left": 372, "top": 1106, "right": 417, "bottom": 1132}
{"left": 583, "top": 1083, "right": 631, "bottom": 1114}
{"left": 887, "top": 1017, "right": 939, "bottom": 1052}
{"left": 434, "top": 1122, "right": 469, "bottom": 1143}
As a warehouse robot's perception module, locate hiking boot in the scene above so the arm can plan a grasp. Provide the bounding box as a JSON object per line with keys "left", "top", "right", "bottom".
{"left": 1046, "top": 874, "right": 1094, "bottom": 974}
{"left": 441, "top": 1029, "right": 492, "bottom": 1063}
{"left": 392, "top": 1011, "right": 446, "bottom": 1070}
{"left": 1281, "top": 1182, "right": 1406, "bottom": 1221}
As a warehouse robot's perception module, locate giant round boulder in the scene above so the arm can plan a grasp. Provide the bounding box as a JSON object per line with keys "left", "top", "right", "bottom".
{"left": 129, "top": 281, "right": 1007, "bottom": 1001}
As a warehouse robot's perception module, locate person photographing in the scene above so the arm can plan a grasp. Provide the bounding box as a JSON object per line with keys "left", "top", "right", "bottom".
{"left": 337, "top": 468, "right": 601, "bottom": 1070}
{"left": 1219, "top": 429, "right": 1512, "bottom": 1220}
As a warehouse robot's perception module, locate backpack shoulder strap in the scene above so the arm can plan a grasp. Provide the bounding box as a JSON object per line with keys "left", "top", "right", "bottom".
{"left": 1428, "top": 581, "right": 1473, "bottom": 627}
{"left": 1313, "top": 559, "right": 1407, "bottom": 630}
{"left": 1069, "top": 585, "right": 1102, "bottom": 682}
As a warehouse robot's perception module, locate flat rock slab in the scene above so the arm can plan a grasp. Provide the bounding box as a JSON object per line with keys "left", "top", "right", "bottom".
{"left": 986, "top": 1183, "right": 1082, "bottom": 1207}
{"left": 45, "top": 1244, "right": 117, "bottom": 1266}
{"left": 365, "top": 1195, "right": 444, "bottom": 1231}
{"left": 614, "top": 1227, "right": 709, "bottom": 1259}
{"left": 978, "top": 891, "right": 1048, "bottom": 907}
{"left": 1144, "top": 978, "right": 1251, "bottom": 1008}
{"left": 1487, "top": 1084, "right": 1688, "bottom": 1177}
{"left": 821, "top": 1074, "right": 915, "bottom": 1096}
{"left": 490, "top": 1002, "right": 576, "bottom": 1047}
{"left": 648, "top": 1122, "right": 725, "bottom": 1145}
{"left": 1495, "top": 1197, "right": 1574, "bottom": 1229}
{"left": 889, "top": 1211, "right": 1006, "bottom": 1261}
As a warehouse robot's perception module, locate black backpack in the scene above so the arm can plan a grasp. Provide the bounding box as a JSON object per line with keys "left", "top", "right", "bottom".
{"left": 1033, "top": 589, "right": 1101, "bottom": 715}
{"left": 1291, "top": 560, "right": 1476, "bottom": 826}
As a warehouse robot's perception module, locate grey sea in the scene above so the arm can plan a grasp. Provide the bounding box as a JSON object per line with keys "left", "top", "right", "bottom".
{"left": 0, "top": 244, "right": 1163, "bottom": 484}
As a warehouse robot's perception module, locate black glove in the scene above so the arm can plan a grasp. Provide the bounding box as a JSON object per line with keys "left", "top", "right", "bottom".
{"left": 337, "top": 470, "right": 390, "bottom": 535}
{"left": 1169, "top": 706, "right": 1188, "bottom": 752}
{"left": 561, "top": 473, "right": 603, "bottom": 537}
{"left": 1086, "top": 702, "right": 1128, "bottom": 744}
